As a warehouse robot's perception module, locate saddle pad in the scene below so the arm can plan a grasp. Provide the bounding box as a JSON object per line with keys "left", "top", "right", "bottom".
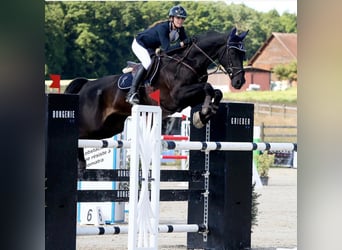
{"left": 118, "top": 73, "right": 133, "bottom": 90}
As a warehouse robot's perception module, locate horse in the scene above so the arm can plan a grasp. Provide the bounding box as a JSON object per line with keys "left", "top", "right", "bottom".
{"left": 65, "top": 27, "right": 249, "bottom": 169}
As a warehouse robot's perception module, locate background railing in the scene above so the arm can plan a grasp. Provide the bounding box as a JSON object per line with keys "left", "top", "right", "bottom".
{"left": 254, "top": 103, "right": 297, "bottom": 118}
{"left": 259, "top": 122, "right": 297, "bottom": 142}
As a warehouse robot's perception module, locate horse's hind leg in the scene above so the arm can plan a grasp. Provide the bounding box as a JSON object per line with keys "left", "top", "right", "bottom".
{"left": 78, "top": 148, "right": 87, "bottom": 170}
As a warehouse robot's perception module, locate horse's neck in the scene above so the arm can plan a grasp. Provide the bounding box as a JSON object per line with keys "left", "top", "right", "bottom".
{"left": 185, "top": 42, "right": 221, "bottom": 71}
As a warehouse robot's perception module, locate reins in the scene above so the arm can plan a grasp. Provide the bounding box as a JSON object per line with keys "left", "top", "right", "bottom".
{"left": 161, "top": 52, "right": 199, "bottom": 77}
{"left": 190, "top": 41, "right": 246, "bottom": 80}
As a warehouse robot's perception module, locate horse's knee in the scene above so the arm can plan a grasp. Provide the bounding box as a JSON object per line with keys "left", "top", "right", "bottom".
{"left": 204, "top": 83, "right": 215, "bottom": 96}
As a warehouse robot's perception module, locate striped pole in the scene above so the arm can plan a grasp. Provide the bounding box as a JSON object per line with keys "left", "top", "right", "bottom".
{"left": 77, "top": 224, "right": 205, "bottom": 236}
{"left": 163, "top": 141, "right": 297, "bottom": 152}
{"left": 78, "top": 139, "right": 296, "bottom": 152}
{"left": 78, "top": 139, "right": 131, "bottom": 149}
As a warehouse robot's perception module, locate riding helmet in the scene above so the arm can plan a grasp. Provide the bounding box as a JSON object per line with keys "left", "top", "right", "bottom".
{"left": 169, "top": 5, "right": 187, "bottom": 19}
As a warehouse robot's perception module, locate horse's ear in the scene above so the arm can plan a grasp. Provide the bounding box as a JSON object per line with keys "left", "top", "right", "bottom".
{"left": 230, "top": 27, "right": 237, "bottom": 37}
{"left": 239, "top": 30, "right": 249, "bottom": 40}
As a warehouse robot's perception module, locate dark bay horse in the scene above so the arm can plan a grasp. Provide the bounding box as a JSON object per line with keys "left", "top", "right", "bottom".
{"left": 65, "top": 27, "right": 248, "bottom": 169}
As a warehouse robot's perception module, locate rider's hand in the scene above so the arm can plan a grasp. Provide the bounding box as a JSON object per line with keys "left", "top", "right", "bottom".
{"left": 182, "top": 37, "right": 192, "bottom": 47}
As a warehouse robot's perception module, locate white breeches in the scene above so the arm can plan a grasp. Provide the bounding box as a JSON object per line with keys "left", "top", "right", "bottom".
{"left": 132, "top": 39, "right": 151, "bottom": 70}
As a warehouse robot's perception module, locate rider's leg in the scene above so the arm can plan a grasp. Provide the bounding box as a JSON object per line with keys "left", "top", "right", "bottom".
{"left": 126, "top": 66, "right": 146, "bottom": 104}
{"left": 127, "top": 39, "right": 151, "bottom": 105}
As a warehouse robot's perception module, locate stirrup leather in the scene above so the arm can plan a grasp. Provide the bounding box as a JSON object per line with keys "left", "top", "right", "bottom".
{"left": 127, "top": 92, "right": 139, "bottom": 104}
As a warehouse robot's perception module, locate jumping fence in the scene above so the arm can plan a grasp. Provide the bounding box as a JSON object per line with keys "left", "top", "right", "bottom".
{"left": 45, "top": 93, "right": 297, "bottom": 250}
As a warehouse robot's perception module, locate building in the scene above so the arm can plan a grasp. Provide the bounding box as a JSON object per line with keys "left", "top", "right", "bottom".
{"left": 208, "top": 66, "right": 271, "bottom": 93}
{"left": 248, "top": 32, "right": 297, "bottom": 82}
{"left": 208, "top": 32, "right": 297, "bottom": 92}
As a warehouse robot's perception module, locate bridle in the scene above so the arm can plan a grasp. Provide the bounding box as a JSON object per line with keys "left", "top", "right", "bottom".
{"left": 192, "top": 41, "right": 246, "bottom": 80}
{"left": 161, "top": 35, "right": 246, "bottom": 81}
{"left": 218, "top": 41, "right": 246, "bottom": 79}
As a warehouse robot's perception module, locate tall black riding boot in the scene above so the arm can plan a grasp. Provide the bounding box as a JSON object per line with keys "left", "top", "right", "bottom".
{"left": 126, "top": 66, "right": 146, "bottom": 105}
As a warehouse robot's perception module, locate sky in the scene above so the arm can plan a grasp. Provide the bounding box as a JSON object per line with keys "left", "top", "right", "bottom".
{"left": 224, "top": 0, "right": 297, "bottom": 14}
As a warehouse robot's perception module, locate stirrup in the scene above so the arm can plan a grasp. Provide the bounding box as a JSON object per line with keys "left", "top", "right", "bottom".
{"left": 126, "top": 92, "right": 140, "bottom": 105}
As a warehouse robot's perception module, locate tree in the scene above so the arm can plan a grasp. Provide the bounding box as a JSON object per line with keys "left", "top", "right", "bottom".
{"left": 44, "top": 1, "right": 297, "bottom": 79}
{"left": 273, "top": 61, "right": 297, "bottom": 82}
{"left": 45, "top": 2, "right": 67, "bottom": 78}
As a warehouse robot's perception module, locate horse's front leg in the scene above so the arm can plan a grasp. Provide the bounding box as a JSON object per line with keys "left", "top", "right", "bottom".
{"left": 211, "top": 89, "right": 223, "bottom": 113}
{"left": 201, "top": 84, "right": 223, "bottom": 116}
{"left": 192, "top": 85, "right": 223, "bottom": 128}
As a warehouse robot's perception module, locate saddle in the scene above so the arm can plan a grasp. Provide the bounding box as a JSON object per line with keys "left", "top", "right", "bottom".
{"left": 118, "top": 57, "right": 160, "bottom": 90}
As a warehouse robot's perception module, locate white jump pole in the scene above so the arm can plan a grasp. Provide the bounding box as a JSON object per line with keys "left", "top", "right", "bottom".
{"left": 163, "top": 141, "right": 297, "bottom": 152}
{"left": 128, "top": 105, "right": 162, "bottom": 250}
{"left": 77, "top": 224, "right": 202, "bottom": 235}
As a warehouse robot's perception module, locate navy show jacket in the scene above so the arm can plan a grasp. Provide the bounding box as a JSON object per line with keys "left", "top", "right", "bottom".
{"left": 136, "top": 21, "right": 188, "bottom": 55}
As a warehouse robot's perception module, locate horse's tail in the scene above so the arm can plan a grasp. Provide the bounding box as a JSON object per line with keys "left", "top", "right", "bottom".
{"left": 64, "top": 77, "right": 89, "bottom": 94}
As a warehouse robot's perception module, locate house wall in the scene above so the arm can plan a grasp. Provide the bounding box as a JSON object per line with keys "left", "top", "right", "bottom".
{"left": 207, "top": 72, "right": 231, "bottom": 93}
{"left": 207, "top": 70, "right": 270, "bottom": 93}
{"left": 244, "top": 71, "right": 271, "bottom": 91}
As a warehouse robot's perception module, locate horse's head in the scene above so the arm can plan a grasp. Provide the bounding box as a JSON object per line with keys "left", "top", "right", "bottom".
{"left": 219, "top": 27, "right": 249, "bottom": 89}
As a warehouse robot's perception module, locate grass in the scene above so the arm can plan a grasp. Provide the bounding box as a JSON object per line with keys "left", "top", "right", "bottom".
{"left": 223, "top": 86, "right": 297, "bottom": 105}
{"left": 222, "top": 87, "right": 298, "bottom": 142}
{"left": 255, "top": 114, "right": 297, "bottom": 142}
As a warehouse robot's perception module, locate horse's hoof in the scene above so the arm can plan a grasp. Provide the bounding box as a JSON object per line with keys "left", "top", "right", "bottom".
{"left": 192, "top": 111, "right": 205, "bottom": 129}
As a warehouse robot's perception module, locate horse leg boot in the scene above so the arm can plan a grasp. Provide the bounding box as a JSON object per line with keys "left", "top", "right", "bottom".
{"left": 126, "top": 66, "right": 146, "bottom": 105}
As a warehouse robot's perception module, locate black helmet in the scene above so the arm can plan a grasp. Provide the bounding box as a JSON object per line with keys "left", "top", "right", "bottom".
{"left": 169, "top": 5, "right": 187, "bottom": 19}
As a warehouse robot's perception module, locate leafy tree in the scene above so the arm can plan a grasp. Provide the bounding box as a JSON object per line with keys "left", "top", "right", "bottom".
{"left": 280, "top": 12, "right": 297, "bottom": 33}
{"left": 44, "top": 1, "right": 297, "bottom": 79}
{"left": 273, "top": 61, "right": 297, "bottom": 82}
{"left": 62, "top": 2, "right": 109, "bottom": 78}
{"left": 45, "top": 2, "right": 67, "bottom": 78}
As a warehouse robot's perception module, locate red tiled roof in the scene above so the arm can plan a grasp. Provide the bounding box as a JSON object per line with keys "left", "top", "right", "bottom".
{"left": 272, "top": 32, "right": 297, "bottom": 58}
{"left": 248, "top": 32, "right": 297, "bottom": 65}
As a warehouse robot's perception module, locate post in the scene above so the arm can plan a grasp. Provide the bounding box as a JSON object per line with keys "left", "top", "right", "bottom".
{"left": 260, "top": 122, "right": 265, "bottom": 142}
{"left": 128, "top": 105, "right": 162, "bottom": 250}
{"left": 45, "top": 94, "right": 79, "bottom": 250}
{"left": 187, "top": 102, "right": 254, "bottom": 249}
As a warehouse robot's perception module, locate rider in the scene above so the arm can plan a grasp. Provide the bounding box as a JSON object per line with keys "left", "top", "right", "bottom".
{"left": 126, "top": 5, "right": 191, "bottom": 105}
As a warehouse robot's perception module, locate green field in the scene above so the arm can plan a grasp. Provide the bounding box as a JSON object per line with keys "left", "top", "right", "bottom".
{"left": 223, "top": 87, "right": 297, "bottom": 105}
{"left": 223, "top": 87, "right": 298, "bottom": 142}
